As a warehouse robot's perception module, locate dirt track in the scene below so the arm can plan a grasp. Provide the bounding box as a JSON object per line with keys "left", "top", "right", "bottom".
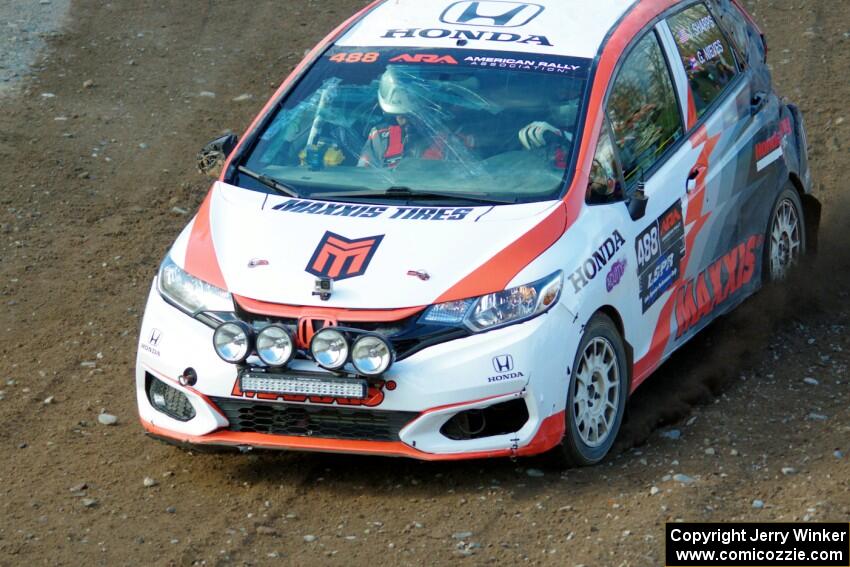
{"left": 0, "top": 1, "right": 848, "bottom": 565}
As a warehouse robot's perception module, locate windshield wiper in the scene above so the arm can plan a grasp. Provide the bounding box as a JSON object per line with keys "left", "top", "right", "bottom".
{"left": 238, "top": 166, "right": 301, "bottom": 198}
{"left": 311, "top": 186, "right": 516, "bottom": 205}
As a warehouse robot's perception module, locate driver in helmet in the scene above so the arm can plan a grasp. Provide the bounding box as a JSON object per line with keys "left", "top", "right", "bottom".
{"left": 358, "top": 67, "right": 471, "bottom": 168}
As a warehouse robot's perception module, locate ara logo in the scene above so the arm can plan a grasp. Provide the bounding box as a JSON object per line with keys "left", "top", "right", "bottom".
{"left": 568, "top": 231, "right": 627, "bottom": 294}
{"left": 441, "top": 1, "right": 545, "bottom": 28}
{"left": 389, "top": 54, "right": 459, "bottom": 64}
{"left": 306, "top": 232, "right": 384, "bottom": 281}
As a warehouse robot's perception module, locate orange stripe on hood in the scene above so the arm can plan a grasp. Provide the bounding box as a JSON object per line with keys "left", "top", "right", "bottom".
{"left": 184, "top": 188, "right": 227, "bottom": 290}
{"left": 435, "top": 203, "right": 568, "bottom": 303}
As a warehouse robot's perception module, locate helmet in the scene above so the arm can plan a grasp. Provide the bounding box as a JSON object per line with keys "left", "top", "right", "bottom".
{"left": 378, "top": 67, "right": 415, "bottom": 115}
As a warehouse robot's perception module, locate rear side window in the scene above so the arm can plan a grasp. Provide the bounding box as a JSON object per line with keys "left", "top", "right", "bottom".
{"left": 667, "top": 3, "right": 739, "bottom": 117}
{"left": 707, "top": 0, "right": 751, "bottom": 65}
{"left": 607, "top": 32, "right": 683, "bottom": 188}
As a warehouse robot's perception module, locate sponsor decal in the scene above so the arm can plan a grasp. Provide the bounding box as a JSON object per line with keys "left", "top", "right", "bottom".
{"left": 306, "top": 232, "right": 383, "bottom": 281}
{"left": 492, "top": 354, "right": 514, "bottom": 373}
{"left": 440, "top": 1, "right": 545, "bottom": 28}
{"left": 568, "top": 230, "right": 626, "bottom": 294}
{"left": 755, "top": 116, "right": 792, "bottom": 172}
{"left": 464, "top": 56, "right": 581, "bottom": 73}
{"left": 674, "top": 15, "right": 716, "bottom": 46}
{"left": 487, "top": 354, "right": 525, "bottom": 382}
{"left": 247, "top": 258, "right": 269, "bottom": 268}
{"left": 606, "top": 259, "right": 627, "bottom": 292}
{"left": 141, "top": 328, "right": 162, "bottom": 357}
{"left": 389, "top": 53, "right": 458, "bottom": 64}
{"left": 695, "top": 39, "right": 725, "bottom": 65}
{"left": 636, "top": 201, "right": 686, "bottom": 312}
{"left": 272, "top": 199, "right": 474, "bottom": 221}
{"left": 232, "top": 377, "right": 389, "bottom": 407}
{"left": 329, "top": 52, "right": 380, "bottom": 64}
{"left": 675, "top": 235, "right": 762, "bottom": 338}
{"left": 382, "top": 28, "right": 552, "bottom": 47}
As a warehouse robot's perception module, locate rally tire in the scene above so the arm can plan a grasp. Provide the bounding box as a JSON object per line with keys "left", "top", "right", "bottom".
{"left": 764, "top": 184, "right": 806, "bottom": 283}
{"left": 549, "top": 313, "right": 628, "bottom": 468}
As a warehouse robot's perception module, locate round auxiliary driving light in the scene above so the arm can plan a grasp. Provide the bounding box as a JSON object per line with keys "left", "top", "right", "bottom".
{"left": 213, "top": 321, "right": 252, "bottom": 364}
{"left": 256, "top": 325, "right": 295, "bottom": 367}
{"left": 351, "top": 335, "right": 393, "bottom": 376}
{"left": 310, "top": 328, "right": 349, "bottom": 370}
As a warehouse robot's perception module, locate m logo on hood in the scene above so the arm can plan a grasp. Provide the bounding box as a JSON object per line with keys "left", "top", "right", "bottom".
{"left": 440, "top": 1, "right": 545, "bottom": 28}
{"left": 306, "top": 231, "right": 384, "bottom": 281}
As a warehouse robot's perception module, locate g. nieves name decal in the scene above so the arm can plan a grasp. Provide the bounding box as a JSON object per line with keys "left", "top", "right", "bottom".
{"left": 568, "top": 231, "right": 626, "bottom": 294}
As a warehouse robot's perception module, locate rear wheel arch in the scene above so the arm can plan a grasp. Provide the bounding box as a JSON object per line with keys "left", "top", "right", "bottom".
{"left": 788, "top": 172, "right": 821, "bottom": 253}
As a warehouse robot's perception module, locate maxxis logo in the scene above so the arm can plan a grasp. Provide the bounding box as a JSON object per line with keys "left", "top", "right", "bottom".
{"left": 306, "top": 231, "right": 384, "bottom": 281}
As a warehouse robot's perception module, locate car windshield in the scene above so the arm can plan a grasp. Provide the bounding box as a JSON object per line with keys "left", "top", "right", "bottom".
{"left": 238, "top": 47, "right": 590, "bottom": 204}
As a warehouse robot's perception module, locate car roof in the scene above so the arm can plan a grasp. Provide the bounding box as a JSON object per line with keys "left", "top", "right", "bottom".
{"left": 337, "top": 0, "right": 639, "bottom": 58}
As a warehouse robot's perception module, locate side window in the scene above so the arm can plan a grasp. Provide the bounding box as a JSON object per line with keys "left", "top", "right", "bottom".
{"left": 587, "top": 118, "right": 625, "bottom": 204}
{"left": 607, "top": 32, "right": 684, "bottom": 189}
{"left": 706, "top": 0, "right": 750, "bottom": 66}
{"left": 667, "top": 3, "right": 740, "bottom": 117}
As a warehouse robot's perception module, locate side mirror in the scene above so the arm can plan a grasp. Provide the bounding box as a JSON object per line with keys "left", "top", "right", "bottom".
{"left": 197, "top": 134, "right": 238, "bottom": 179}
{"left": 627, "top": 185, "right": 648, "bottom": 221}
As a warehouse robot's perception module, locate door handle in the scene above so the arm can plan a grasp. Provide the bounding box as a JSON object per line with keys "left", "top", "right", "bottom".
{"left": 686, "top": 165, "right": 706, "bottom": 193}
{"left": 751, "top": 91, "right": 768, "bottom": 115}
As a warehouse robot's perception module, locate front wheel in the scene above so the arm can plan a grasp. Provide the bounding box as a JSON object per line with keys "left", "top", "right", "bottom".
{"left": 548, "top": 313, "right": 628, "bottom": 468}
{"left": 766, "top": 185, "right": 806, "bottom": 282}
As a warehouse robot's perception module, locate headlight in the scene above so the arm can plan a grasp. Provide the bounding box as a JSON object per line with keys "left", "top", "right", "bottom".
{"left": 421, "top": 271, "right": 563, "bottom": 332}
{"left": 256, "top": 325, "right": 295, "bottom": 367}
{"left": 157, "top": 254, "right": 232, "bottom": 315}
{"left": 351, "top": 335, "right": 393, "bottom": 376}
{"left": 310, "top": 329, "right": 349, "bottom": 370}
{"left": 213, "top": 322, "right": 252, "bottom": 364}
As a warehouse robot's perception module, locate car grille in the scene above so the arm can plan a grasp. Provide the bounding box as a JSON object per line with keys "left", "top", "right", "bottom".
{"left": 211, "top": 397, "right": 417, "bottom": 442}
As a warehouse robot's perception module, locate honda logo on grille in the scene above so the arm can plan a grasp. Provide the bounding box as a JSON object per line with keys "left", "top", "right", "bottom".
{"left": 440, "top": 1, "right": 544, "bottom": 28}
{"left": 492, "top": 354, "right": 514, "bottom": 373}
{"left": 306, "top": 231, "right": 384, "bottom": 281}
{"left": 297, "top": 317, "right": 337, "bottom": 349}
{"left": 149, "top": 328, "right": 162, "bottom": 347}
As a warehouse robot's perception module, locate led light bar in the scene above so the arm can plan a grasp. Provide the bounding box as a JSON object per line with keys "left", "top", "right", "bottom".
{"left": 240, "top": 374, "right": 367, "bottom": 399}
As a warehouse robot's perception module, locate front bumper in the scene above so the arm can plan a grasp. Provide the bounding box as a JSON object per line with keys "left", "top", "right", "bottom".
{"left": 136, "top": 285, "right": 578, "bottom": 460}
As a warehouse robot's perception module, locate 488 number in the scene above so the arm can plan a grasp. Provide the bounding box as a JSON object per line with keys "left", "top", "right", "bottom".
{"left": 637, "top": 226, "right": 660, "bottom": 269}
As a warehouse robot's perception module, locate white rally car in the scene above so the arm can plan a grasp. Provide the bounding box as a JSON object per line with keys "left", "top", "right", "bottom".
{"left": 137, "top": 0, "right": 817, "bottom": 465}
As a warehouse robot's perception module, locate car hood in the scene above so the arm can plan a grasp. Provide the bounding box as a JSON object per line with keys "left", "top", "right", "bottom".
{"left": 176, "top": 182, "right": 564, "bottom": 309}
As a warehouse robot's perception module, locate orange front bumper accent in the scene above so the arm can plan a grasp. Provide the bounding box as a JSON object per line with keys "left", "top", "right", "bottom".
{"left": 140, "top": 411, "right": 565, "bottom": 462}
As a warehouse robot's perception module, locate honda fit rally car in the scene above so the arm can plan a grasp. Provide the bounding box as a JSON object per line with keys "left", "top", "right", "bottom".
{"left": 137, "top": 0, "right": 819, "bottom": 465}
